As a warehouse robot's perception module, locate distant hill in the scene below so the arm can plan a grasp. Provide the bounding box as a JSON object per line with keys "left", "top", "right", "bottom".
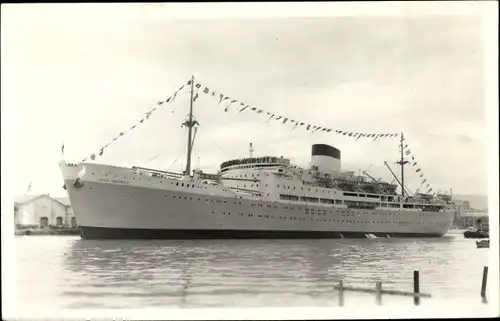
{"left": 453, "top": 194, "right": 488, "bottom": 210}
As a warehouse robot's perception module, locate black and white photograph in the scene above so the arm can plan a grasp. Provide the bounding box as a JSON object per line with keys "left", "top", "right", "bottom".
{"left": 1, "top": 2, "right": 498, "bottom": 320}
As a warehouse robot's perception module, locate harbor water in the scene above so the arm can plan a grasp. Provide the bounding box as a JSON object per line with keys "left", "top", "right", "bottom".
{"left": 12, "top": 233, "right": 492, "bottom": 313}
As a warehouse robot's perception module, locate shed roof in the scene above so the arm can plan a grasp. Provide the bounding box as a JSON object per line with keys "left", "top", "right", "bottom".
{"left": 14, "top": 194, "right": 71, "bottom": 207}
{"left": 14, "top": 194, "right": 44, "bottom": 204}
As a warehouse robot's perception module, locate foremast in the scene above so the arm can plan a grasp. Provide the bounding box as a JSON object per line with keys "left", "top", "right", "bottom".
{"left": 182, "top": 75, "right": 199, "bottom": 176}
{"left": 396, "top": 132, "right": 408, "bottom": 198}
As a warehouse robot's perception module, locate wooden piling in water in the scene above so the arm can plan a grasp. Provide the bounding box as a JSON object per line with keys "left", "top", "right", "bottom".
{"left": 333, "top": 285, "right": 431, "bottom": 298}
{"left": 481, "top": 266, "right": 488, "bottom": 299}
{"left": 338, "top": 280, "right": 344, "bottom": 307}
{"left": 375, "top": 281, "right": 382, "bottom": 305}
{"left": 334, "top": 272, "right": 431, "bottom": 306}
{"left": 413, "top": 270, "right": 420, "bottom": 306}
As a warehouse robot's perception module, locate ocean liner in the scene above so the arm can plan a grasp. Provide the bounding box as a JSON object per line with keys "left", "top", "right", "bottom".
{"left": 59, "top": 78, "right": 454, "bottom": 239}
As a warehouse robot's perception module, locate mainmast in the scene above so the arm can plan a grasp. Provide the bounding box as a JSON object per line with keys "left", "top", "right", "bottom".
{"left": 183, "top": 75, "right": 198, "bottom": 176}
{"left": 384, "top": 161, "right": 406, "bottom": 196}
{"left": 396, "top": 132, "right": 408, "bottom": 197}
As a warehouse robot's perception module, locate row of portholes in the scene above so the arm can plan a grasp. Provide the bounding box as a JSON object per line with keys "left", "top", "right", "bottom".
{"left": 277, "top": 184, "right": 336, "bottom": 195}
{"left": 230, "top": 173, "right": 261, "bottom": 178}
{"left": 170, "top": 180, "right": 230, "bottom": 193}
{"left": 169, "top": 195, "right": 249, "bottom": 205}
{"left": 209, "top": 211, "right": 429, "bottom": 225}
{"left": 237, "top": 184, "right": 259, "bottom": 188}
{"left": 171, "top": 195, "right": 232, "bottom": 203}
{"left": 164, "top": 194, "right": 436, "bottom": 220}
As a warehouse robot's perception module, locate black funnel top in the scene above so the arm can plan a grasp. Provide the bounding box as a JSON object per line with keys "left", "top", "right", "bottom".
{"left": 311, "top": 144, "right": 341, "bottom": 160}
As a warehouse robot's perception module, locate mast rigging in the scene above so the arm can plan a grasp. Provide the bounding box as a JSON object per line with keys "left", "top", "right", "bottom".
{"left": 183, "top": 76, "right": 199, "bottom": 176}
{"left": 384, "top": 161, "right": 408, "bottom": 197}
{"left": 396, "top": 132, "right": 408, "bottom": 197}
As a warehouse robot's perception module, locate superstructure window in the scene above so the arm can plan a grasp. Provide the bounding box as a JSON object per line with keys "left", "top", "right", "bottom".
{"left": 300, "top": 196, "right": 319, "bottom": 203}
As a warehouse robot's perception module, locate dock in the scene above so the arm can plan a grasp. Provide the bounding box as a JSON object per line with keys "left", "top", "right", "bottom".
{"left": 15, "top": 227, "right": 79, "bottom": 236}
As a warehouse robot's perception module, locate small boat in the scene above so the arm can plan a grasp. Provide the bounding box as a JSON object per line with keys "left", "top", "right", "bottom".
{"left": 464, "top": 227, "right": 489, "bottom": 239}
{"left": 476, "top": 239, "right": 489, "bottom": 248}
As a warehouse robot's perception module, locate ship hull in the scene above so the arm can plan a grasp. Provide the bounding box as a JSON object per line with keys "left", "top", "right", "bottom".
{"left": 60, "top": 162, "right": 453, "bottom": 240}
{"left": 79, "top": 226, "right": 442, "bottom": 239}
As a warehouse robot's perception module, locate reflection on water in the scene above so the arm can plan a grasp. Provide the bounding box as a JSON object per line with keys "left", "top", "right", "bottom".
{"left": 15, "top": 235, "right": 489, "bottom": 309}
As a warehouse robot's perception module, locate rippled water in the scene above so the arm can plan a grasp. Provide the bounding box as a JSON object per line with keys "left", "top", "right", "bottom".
{"left": 14, "top": 234, "right": 491, "bottom": 311}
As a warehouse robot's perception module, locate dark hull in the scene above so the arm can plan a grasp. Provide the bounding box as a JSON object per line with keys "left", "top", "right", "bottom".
{"left": 79, "top": 226, "right": 443, "bottom": 240}
{"left": 464, "top": 231, "right": 489, "bottom": 239}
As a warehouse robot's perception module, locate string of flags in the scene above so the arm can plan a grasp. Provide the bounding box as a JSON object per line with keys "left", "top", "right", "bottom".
{"left": 192, "top": 81, "right": 400, "bottom": 141}
{"left": 81, "top": 80, "right": 191, "bottom": 162}
{"left": 79, "top": 77, "right": 439, "bottom": 197}
{"left": 400, "top": 136, "right": 434, "bottom": 195}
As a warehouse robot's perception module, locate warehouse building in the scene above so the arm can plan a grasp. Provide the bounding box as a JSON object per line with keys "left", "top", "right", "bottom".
{"left": 14, "top": 194, "right": 77, "bottom": 229}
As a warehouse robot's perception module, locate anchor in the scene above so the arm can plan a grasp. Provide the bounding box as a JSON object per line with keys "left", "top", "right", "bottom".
{"left": 73, "top": 178, "right": 84, "bottom": 188}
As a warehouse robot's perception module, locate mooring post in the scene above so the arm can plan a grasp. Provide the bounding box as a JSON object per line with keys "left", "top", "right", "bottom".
{"left": 375, "top": 281, "right": 382, "bottom": 305}
{"left": 338, "top": 280, "right": 344, "bottom": 307}
{"left": 481, "top": 266, "right": 488, "bottom": 299}
{"left": 413, "top": 270, "right": 420, "bottom": 306}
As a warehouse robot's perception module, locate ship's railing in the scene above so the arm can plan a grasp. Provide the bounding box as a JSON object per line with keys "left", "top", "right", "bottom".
{"left": 220, "top": 156, "right": 290, "bottom": 169}
{"left": 132, "top": 166, "right": 183, "bottom": 179}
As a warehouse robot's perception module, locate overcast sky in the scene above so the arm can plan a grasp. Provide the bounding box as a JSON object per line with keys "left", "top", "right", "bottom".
{"left": 1, "top": 3, "right": 495, "bottom": 198}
